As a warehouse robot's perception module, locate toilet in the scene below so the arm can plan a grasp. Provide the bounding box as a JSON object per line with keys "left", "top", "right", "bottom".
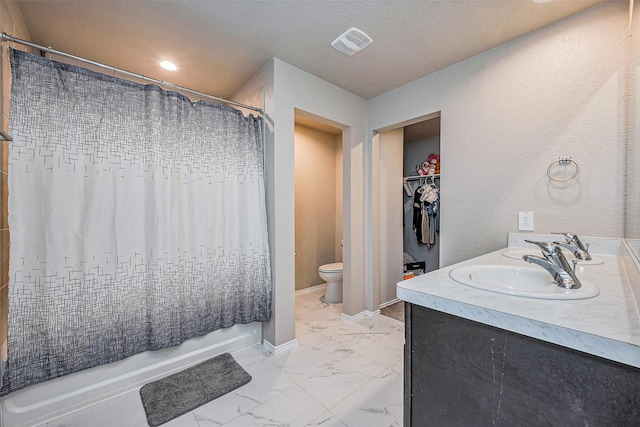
{"left": 318, "top": 263, "right": 343, "bottom": 304}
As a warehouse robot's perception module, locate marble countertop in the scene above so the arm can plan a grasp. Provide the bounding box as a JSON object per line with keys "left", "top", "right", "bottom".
{"left": 397, "top": 235, "right": 640, "bottom": 368}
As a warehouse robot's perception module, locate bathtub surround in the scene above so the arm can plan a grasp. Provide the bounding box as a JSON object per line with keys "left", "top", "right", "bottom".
{"left": 1, "top": 50, "right": 271, "bottom": 395}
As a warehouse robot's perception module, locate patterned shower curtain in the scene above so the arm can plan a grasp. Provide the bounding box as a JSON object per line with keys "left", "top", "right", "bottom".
{"left": 1, "top": 49, "right": 271, "bottom": 395}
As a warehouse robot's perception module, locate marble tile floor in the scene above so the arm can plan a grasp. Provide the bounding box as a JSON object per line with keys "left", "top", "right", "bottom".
{"left": 41, "top": 286, "right": 405, "bottom": 427}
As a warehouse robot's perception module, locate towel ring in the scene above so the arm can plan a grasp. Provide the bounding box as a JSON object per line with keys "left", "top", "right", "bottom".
{"left": 547, "top": 157, "right": 579, "bottom": 182}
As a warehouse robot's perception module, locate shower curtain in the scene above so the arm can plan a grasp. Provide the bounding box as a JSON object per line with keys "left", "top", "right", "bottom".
{"left": 1, "top": 49, "right": 271, "bottom": 395}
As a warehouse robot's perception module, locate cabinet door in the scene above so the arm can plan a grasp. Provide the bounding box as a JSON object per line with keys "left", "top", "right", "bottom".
{"left": 406, "top": 304, "right": 640, "bottom": 426}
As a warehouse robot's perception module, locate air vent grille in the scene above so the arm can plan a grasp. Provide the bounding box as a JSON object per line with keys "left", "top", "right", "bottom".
{"left": 331, "top": 27, "right": 372, "bottom": 56}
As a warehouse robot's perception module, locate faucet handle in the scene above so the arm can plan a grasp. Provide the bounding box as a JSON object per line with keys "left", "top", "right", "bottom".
{"left": 551, "top": 231, "right": 578, "bottom": 241}
{"left": 551, "top": 232, "right": 591, "bottom": 260}
{"left": 553, "top": 241, "right": 586, "bottom": 258}
{"left": 524, "top": 240, "right": 562, "bottom": 255}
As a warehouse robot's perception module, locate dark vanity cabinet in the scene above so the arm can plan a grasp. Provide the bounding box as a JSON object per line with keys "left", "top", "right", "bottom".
{"left": 403, "top": 303, "right": 640, "bottom": 426}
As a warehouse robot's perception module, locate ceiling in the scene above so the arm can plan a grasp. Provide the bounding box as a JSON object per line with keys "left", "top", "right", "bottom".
{"left": 15, "top": 0, "right": 605, "bottom": 101}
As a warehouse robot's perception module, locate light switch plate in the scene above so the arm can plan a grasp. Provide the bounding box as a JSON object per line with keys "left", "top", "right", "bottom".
{"left": 519, "top": 211, "right": 534, "bottom": 231}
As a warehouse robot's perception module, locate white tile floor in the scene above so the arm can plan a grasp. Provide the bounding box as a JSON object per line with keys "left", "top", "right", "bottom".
{"left": 43, "top": 286, "right": 405, "bottom": 427}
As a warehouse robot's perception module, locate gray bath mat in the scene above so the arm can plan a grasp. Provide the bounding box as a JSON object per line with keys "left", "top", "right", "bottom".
{"left": 139, "top": 352, "right": 251, "bottom": 426}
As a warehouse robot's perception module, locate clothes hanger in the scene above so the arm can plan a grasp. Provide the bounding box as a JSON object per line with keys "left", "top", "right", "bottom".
{"left": 427, "top": 175, "right": 438, "bottom": 189}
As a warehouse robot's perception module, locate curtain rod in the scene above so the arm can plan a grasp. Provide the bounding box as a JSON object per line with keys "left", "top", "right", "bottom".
{"left": 1, "top": 33, "right": 263, "bottom": 115}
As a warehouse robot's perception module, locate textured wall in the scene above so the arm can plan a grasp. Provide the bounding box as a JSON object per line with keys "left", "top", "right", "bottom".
{"left": 377, "top": 128, "right": 404, "bottom": 304}
{"left": 250, "top": 58, "right": 367, "bottom": 345}
{"left": 369, "top": 2, "right": 631, "bottom": 267}
{"left": 294, "top": 124, "right": 341, "bottom": 291}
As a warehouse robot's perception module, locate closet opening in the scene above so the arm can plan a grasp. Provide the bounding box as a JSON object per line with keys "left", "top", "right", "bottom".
{"left": 373, "top": 112, "right": 441, "bottom": 310}
{"left": 402, "top": 115, "right": 441, "bottom": 276}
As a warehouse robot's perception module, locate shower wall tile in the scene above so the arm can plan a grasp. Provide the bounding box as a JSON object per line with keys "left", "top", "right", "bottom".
{"left": 1, "top": 228, "right": 8, "bottom": 285}
{"left": 1, "top": 134, "right": 6, "bottom": 173}
{"left": 2, "top": 81, "right": 8, "bottom": 125}
{"left": 1, "top": 282, "right": 7, "bottom": 359}
{"left": 0, "top": 127, "right": 9, "bottom": 173}
{"left": 1, "top": 0, "right": 33, "bottom": 43}
{"left": 0, "top": 0, "right": 12, "bottom": 34}
{"left": 2, "top": 55, "right": 8, "bottom": 121}
{"left": 1, "top": 169, "right": 7, "bottom": 229}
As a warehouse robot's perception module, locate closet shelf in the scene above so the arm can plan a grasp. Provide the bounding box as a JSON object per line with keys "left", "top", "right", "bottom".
{"left": 403, "top": 174, "right": 440, "bottom": 181}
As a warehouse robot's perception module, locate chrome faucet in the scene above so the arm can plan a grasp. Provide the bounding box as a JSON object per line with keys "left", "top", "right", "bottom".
{"left": 551, "top": 232, "right": 592, "bottom": 261}
{"left": 522, "top": 240, "right": 582, "bottom": 289}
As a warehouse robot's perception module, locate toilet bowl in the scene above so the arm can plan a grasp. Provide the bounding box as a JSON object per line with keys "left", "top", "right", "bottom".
{"left": 318, "top": 262, "right": 343, "bottom": 304}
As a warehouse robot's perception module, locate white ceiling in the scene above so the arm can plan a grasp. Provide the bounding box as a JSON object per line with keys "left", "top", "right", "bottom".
{"left": 16, "top": 0, "right": 605, "bottom": 101}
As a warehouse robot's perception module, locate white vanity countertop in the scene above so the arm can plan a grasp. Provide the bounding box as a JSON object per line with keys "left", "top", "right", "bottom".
{"left": 397, "top": 238, "right": 640, "bottom": 369}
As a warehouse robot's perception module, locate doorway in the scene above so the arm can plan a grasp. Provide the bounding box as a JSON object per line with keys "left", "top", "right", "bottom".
{"left": 293, "top": 111, "right": 344, "bottom": 312}
{"left": 403, "top": 116, "right": 441, "bottom": 274}
{"left": 373, "top": 113, "right": 441, "bottom": 309}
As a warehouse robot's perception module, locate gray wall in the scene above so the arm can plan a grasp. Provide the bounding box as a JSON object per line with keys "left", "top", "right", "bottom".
{"left": 369, "top": 2, "right": 632, "bottom": 269}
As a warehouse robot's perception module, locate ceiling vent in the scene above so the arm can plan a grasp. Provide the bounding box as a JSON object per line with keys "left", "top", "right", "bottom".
{"left": 331, "top": 27, "right": 372, "bottom": 56}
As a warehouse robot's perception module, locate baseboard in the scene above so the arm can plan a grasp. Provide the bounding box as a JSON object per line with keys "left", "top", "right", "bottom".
{"left": 379, "top": 298, "right": 401, "bottom": 309}
{"left": 295, "top": 284, "right": 326, "bottom": 295}
{"left": 263, "top": 338, "right": 298, "bottom": 355}
{"left": 340, "top": 300, "right": 400, "bottom": 322}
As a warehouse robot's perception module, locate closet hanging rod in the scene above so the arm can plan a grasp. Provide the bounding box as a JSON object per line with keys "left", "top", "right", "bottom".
{"left": 1, "top": 33, "right": 263, "bottom": 115}
{"left": 404, "top": 174, "right": 440, "bottom": 181}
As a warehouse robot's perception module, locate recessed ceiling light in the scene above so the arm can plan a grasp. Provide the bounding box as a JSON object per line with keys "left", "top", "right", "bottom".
{"left": 159, "top": 60, "right": 178, "bottom": 71}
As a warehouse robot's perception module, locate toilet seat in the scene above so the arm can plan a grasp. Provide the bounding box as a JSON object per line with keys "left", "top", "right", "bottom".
{"left": 319, "top": 262, "right": 343, "bottom": 273}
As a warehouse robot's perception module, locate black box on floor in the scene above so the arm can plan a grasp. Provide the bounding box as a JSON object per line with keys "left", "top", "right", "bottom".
{"left": 404, "top": 261, "right": 426, "bottom": 276}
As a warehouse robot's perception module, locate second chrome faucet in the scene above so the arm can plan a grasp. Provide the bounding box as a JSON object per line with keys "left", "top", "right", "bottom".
{"left": 551, "top": 232, "right": 592, "bottom": 261}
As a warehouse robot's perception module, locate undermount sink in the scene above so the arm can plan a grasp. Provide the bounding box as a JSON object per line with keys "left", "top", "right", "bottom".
{"left": 448, "top": 264, "right": 600, "bottom": 300}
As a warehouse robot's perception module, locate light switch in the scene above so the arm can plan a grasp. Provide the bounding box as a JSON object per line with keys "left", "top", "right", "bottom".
{"left": 518, "top": 211, "right": 534, "bottom": 231}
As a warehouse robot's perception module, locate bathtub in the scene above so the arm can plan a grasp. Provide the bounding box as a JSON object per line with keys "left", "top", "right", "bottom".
{"left": 0, "top": 323, "right": 261, "bottom": 427}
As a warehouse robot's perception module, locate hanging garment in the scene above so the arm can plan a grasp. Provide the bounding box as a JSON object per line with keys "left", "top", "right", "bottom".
{"left": 427, "top": 201, "right": 437, "bottom": 248}
{"left": 433, "top": 197, "right": 440, "bottom": 233}
{"left": 413, "top": 190, "right": 423, "bottom": 243}
{"left": 419, "top": 183, "right": 439, "bottom": 204}
{"left": 421, "top": 202, "right": 430, "bottom": 246}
